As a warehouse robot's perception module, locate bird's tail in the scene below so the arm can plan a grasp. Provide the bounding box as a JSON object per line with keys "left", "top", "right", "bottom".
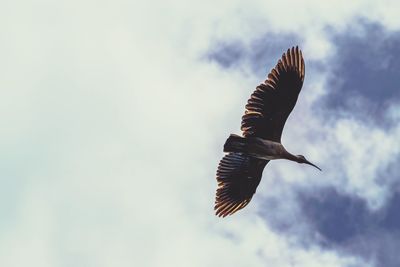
{"left": 223, "top": 134, "right": 248, "bottom": 153}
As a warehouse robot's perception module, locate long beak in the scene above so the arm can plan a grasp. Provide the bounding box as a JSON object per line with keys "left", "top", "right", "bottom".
{"left": 304, "top": 159, "right": 322, "bottom": 171}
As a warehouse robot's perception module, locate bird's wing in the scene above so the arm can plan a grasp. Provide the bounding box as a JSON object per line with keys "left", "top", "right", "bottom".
{"left": 215, "top": 153, "right": 268, "bottom": 217}
{"left": 241, "top": 46, "right": 305, "bottom": 142}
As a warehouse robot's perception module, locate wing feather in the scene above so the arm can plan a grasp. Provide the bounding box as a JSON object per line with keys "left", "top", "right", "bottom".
{"left": 214, "top": 153, "right": 268, "bottom": 217}
{"left": 241, "top": 46, "right": 305, "bottom": 142}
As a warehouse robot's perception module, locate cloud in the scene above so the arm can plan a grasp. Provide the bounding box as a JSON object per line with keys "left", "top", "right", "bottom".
{"left": 1, "top": 0, "right": 400, "bottom": 267}
{"left": 320, "top": 20, "right": 400, "bottom": 126}
{"left": 296, "top": 187, "right": 400, "bottom": 267}
{"left": 206, "top": 32, "right": 300, "bottom": 76}
{"left": 204, "top": 12, "right": 400, "bottom": 267}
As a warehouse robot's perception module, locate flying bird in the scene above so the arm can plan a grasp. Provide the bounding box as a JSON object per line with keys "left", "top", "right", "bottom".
{"left": 214, "top": 46, "right": 321, "bottom": 217}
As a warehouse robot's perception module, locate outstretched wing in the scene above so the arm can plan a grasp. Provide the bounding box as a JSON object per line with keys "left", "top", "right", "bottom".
{"left": 241, "top": 46, "right": 305, "bottom": 142}
{"left": 214, "top": 153, "right": 268, "bottom": 217}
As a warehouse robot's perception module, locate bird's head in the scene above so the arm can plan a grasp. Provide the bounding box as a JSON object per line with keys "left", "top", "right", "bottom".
{"left": 296, "top": 155, "right": 321, "bottom": 171}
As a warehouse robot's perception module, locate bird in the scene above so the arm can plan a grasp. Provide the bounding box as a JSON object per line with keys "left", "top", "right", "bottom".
{"left": 214, "top": 46, "right": 321, "bottom": 217}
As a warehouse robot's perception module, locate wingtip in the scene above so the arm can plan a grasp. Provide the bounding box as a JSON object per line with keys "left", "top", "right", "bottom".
{"left": 280, "top": 45, "right": 305, "bottom": 78}
{"left": 214, "top": 207, "right": 230, "bottom": 218}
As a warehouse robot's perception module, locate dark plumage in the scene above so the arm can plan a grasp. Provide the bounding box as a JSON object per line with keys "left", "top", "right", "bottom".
{"left": 214, "top": 46, "right": 320, "bottom": 217}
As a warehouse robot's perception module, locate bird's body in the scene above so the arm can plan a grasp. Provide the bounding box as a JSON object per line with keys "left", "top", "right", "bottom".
{"left": 214, "top": 46, "right": 321, "bottom": 217}
{"left": 224, "top": 134, "right": 289, "bottom": 161}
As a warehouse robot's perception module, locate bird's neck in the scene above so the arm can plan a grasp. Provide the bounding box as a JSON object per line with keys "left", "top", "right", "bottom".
{"left": 283, "top": 150, "right": 299, "bottom": 162}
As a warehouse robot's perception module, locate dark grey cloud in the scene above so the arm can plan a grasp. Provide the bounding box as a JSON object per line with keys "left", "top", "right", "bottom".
{"left": 300, "top": 187, "right": 400, "bottom": 267}
{"left": 320, "top": 21, "right": 400, "bottom": 126}
{"left": 381, "top": 191, "right": 400, "bottom": 230}
{"left": 207, "top": 21, "right": 400, "bottom": 126}
{"left": 260, "top": 154, "right": 400, "bottom": 266}
{"left": 258, "top": 183, "right": 400, "bottom": 266}
{"left": 299, "top": 187, "right": 371, "bottom": 245}
{"left": 206, "top": 41, "right": 246, "bottom": 69}
{"left": 206, "top": 33, "right": 300, "bottom": 77}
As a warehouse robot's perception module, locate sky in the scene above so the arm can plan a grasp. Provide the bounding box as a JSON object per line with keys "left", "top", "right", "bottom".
{"left": 1, "top": 0, "right": 400, "bottom": 266}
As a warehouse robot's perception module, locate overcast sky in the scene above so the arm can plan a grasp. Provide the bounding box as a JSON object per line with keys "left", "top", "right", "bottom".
{"left": 1, "top": 0, "right": 400, "bottom": 266}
